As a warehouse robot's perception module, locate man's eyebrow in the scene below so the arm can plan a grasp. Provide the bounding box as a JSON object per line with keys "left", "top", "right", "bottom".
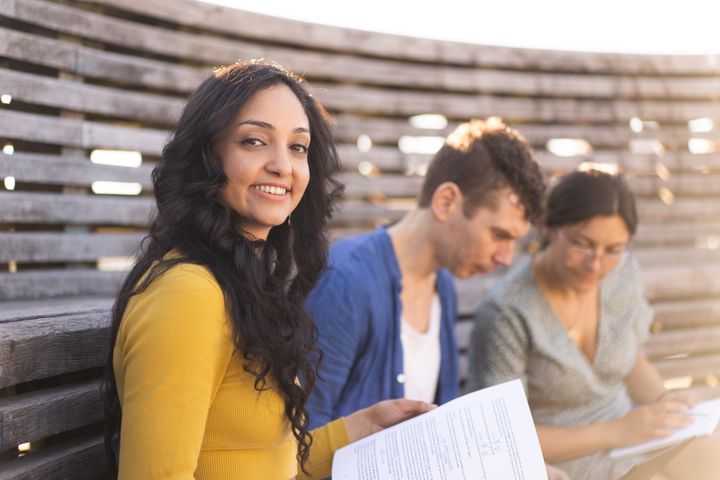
{"left": 238, "top": 119, "right": 309, "bottom": 134}
{"left": 492, "top": 227, "right": 518, "bottom": 239}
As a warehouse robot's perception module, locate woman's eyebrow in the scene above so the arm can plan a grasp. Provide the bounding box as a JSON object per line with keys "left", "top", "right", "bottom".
{"left": 238, "top": 119, "right": 309, "bottom": 134}
{"left": 575, "top": 232, "right": 626, "bottom": 248}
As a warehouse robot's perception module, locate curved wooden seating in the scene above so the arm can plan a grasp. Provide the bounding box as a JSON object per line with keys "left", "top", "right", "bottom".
{"left": 1, "top": 1, "right": 719, "bottom": 478}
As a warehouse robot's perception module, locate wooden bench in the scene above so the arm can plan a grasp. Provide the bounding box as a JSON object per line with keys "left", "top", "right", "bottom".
{"left": 2, "top": 0, "right": 720, "bottom": 477}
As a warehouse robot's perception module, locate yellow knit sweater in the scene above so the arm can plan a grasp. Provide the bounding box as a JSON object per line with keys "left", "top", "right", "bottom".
{"left": 113, "top": 262, "right": 348, "bottom": 479}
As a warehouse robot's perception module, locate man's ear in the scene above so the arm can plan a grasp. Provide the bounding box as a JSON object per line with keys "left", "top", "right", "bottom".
{"left": 430, "top": 182, "right": 462, "bottom": 221}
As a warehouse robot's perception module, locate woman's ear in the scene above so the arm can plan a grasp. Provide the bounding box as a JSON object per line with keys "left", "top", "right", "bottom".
{"left": 430, "top": 182, "right": 462, "bottom": 221}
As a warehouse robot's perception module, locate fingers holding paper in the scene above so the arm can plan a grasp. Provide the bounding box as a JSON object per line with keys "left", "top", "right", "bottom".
{"left": 610, "top": 401, "right": 694, "bottom": 448}
{"left": 345, "top": 398, "right": 436, "bottom": 442}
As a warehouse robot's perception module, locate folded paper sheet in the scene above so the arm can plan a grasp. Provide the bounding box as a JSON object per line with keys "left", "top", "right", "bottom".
{"left": 609, "top": 397, "right": 720, "bottom": 458}
{"left": 332, "top": 379, "right": 548, "bottom": 480}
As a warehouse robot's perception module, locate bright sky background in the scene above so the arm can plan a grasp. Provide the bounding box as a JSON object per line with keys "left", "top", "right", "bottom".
{"left": 200, "top": 0, "right": 720, "bottom": 55}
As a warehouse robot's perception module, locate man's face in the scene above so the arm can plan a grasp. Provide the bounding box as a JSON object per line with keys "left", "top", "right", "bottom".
{"left": 440, "top": 188, "right": 530, "bottom": 279}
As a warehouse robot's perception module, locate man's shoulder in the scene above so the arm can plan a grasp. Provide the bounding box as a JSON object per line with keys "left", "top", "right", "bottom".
{"left": 328, "top": 229, "right": 393, "bottom": 277}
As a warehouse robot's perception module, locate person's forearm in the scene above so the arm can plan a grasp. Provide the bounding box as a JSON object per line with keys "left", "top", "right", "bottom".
{"left": 537, "top": 422, "right": 617, "bottom": 463}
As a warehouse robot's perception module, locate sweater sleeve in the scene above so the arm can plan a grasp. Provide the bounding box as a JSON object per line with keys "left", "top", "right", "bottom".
{"left": 464, "top": 300, "right": 530, "bottom": 394}
{"left": 297, "top": 417, "right": 350, "bottom": 479}
{"left": 115, "top": 264, "right": 233, "bottom": 480}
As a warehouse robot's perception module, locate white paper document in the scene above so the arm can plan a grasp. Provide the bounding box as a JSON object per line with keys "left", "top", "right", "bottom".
{"left": 331, "top": 379, "right": 547, "bottom": 480}
{"left": 609, "top": 397, "right": 720, "bottom": 458}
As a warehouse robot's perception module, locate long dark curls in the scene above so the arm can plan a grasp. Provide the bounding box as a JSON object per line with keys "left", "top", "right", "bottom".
{"left": 102, "top": 60, "right": 343, "bottom": 473}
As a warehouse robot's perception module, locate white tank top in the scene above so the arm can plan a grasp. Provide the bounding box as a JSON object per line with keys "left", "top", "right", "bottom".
{"left": 400, "top": 294, "right": 442, "bottom": 403}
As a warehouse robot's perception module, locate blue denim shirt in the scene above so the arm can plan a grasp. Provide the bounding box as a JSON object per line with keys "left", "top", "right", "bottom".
{"left": 306, "top": 227, "right": 459, "bottom": 429}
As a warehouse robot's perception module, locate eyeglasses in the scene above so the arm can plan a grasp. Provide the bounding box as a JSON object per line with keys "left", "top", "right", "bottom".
{"left": 557, "top": 230, "right": 626, "bottom": 264}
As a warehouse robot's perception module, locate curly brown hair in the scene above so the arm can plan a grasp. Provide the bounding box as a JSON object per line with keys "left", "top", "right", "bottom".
{"left": 418, "top": 117, "right": 545, "bottom": 223}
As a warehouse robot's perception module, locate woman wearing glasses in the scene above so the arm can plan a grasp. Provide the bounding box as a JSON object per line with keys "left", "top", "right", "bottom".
{"left": 466, "top": 169, "right": 719, "bottom": 480}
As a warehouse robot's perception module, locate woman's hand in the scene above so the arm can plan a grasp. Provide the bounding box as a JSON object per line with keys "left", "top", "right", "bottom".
{"left": 609, "top": 401, "right": 693, "bottom": 448}
{"left": 345, "top": 399, "right": 436, "bottom": 442}
{"left": 546, "top": 463, "right": 570, "bottom": 480}
{"left": 657, "top": 388, "right": 707, "bottom": 407}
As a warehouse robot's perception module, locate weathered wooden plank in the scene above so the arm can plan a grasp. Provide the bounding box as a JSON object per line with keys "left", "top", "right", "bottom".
{"left": 654, "top": 353, "right": 720, "bottom": 381}
{"left": 315, "top": 82, "right": 720, "bottom": 123}
{"left": 332, "top": 200, "right": 406, "bottom": 226}
{"left": 652, "top": 299, "right": 720, "bottom": 330}
{"left": 0, "top": 297, "right": 113, "bottom": 324}
{"left": 0, "top": 380, "right": 102, "bottom": 452}
{"left": 0, "top": 110, "right": 167, "bottom": 155}
{"left": 339, "top": 173, "right": 423, "bottom": 199}
{"left": 455, "top": 274, "right": 503, "bottom": 317}
{"left": 0, "top": 309, "right": 111, "bottom": 387}
{"left": 0, "top": 68, "right": 183, "bottom": 125}
{"left": 635, "top": 221, "right": 720, "bottom": 248}
{"left": 6, "top": 26, "right": 720, "bottom": 125}
{"left": 0, "top": 192, "right": 154, "bottom": 226}
{"left": 0, "top": 27, "right": 205, "bottom": 93}
{"left": 0, "top": 270, "right": 125, "bottom": 302}
{"left": 643, "top": 264, "right": 720, "bottom": 302}
{"left": 631, "top": 175, "right": 720, "bottom": 197}
{"left": 334, "top": 114, "right": 717, "bottom": 148}
{"left": 338, "top": 170, "right": 720, "bottom": 200}
{"left": 635, "top": 198, "right": 720, "bottom": 223}
{"left": 338, "top": 147, "right": 720, "bottom": 177}
{"left": 0, "top": 433, "right": 107, "bottom": 480}
{"left": 8, "top": 0, "right": 720, "bottom": 100}
{"left": 645, "top": 327, "right": 720, "bottom": 360}
{"left": 0, "top": 153, "right": 154, "bottom": 190}
{"left": 455, "top": 320, "right": 474, "bottom": 352}
{"left": 333, "top": 194, "right": 720, "bottom": 226}
{"left": 635, "top": 246, "right": 720, "bottom": 265}
{"left": 0, "top": 232, "right": 145, "bottom": 262}
{"left": 79, "top": 0, "right": 720, "bottom": 75}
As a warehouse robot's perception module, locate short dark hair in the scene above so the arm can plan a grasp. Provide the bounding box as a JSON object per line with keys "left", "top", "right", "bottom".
{"left": 545, "top": 169, "right": 638, "bottom": 235}
{"left": 418, "top": 117, "right": 544, "bottom": 223}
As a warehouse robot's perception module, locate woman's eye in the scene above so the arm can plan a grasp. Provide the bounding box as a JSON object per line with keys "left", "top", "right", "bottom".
{"left": 240, "top": 138, "right": 265, "bottom": 147}
{"left": 291, "top": 144, "right": 309, "bottom": 154}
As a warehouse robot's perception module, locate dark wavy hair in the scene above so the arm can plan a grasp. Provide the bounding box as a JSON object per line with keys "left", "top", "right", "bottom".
{"left": 102, "top": 60, "right": 343, "bottom": 474}
{"left": 418, "top": 117, "right": 545, "bottom": 224}
{"left": 545, "top": 168, "right": 638, "bottom": 235}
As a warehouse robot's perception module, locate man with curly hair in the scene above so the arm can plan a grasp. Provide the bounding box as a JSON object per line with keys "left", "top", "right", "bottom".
{"left": 306, "top": 116, "right": 545, "bottom": 428}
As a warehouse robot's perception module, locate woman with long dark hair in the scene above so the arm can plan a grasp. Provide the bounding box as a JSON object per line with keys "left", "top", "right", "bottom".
{"left": 103, "top": 60, "right": 432, "bottom": 479}
{"left": 467, "top": 169, "right": 720, "bottom": 480}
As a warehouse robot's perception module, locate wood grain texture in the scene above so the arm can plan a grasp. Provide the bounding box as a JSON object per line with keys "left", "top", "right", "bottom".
{"left": 0, "top": 191, "right": 154, "bottom": 226}
{"left": 0, "top": 309, "right": 111, "bottom": 387}
{"left": 0, "top": 68, "right": 183, "bottom": 126}
{"left": 0, "top": 270, "right": 125, "bottom": 302}
{"left": 644, "top": 327, "right": 720, "bottom": 360}
{"left": 0, "top": 434, "right": 107, "bottom": 480}
{"left": 0, "top": 153, "right": 154, "bottom": 190}
{"left": 0, "top": 110, "right": 167, "bottom": 155}
{"left": 0, "top": 232, "right": 145, "bottom": 262}
{"left": 7, "top": 0, "right": 720, "bottom": 100}
{"left": 79, "top": 0, "right": 720, "bottom": 75}
{"left": 0, "top": 380, "right": 102, "bottom": 452}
